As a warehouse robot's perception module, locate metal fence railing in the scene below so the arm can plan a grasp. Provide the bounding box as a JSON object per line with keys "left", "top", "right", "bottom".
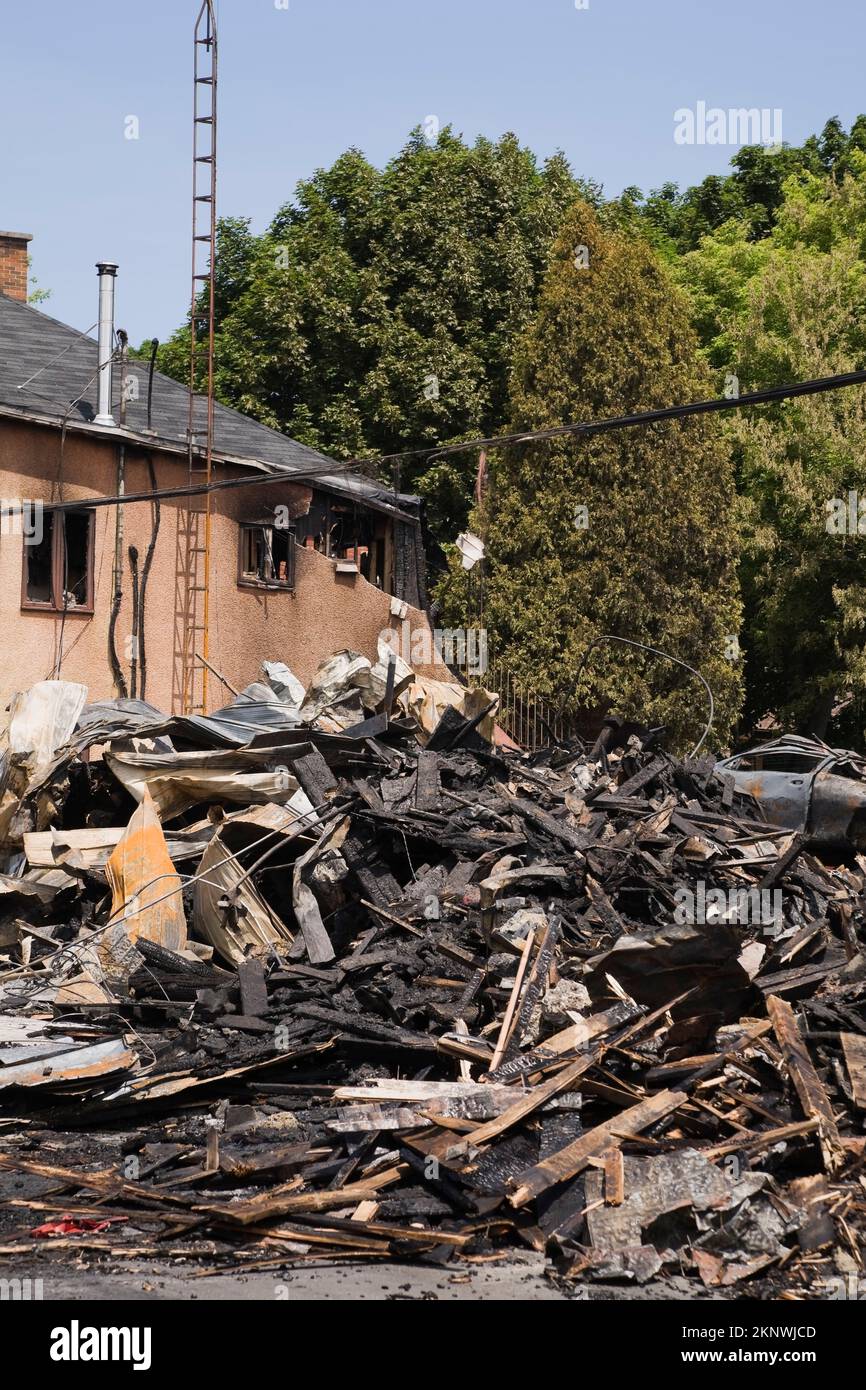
{"left": 471, "top": 657, "right": 576, "bottom": 750}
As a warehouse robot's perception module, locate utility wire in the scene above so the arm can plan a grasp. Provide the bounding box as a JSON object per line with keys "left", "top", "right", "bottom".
{"left": 0, "top": 457, "right": 401, "bottom": 517}
{"left": 574, "top": 634, "right": 715, "bottom": 758}
{"left": 7, "top": 364, "right": 866, "bottom": 519}
{"left": 353, "top": 367, "right": 866, "bottom": 471}
{"left": 15, "top": 322, "right": 99, "bottom": 396}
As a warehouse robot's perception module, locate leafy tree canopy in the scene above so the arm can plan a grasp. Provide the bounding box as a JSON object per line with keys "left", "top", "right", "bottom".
{"left": 157, "top": 130, "right": 587, "bottom": 537}
{"left": 678, "top": 150, "right": 866, "bottom": 739}
{"left": 606, "top": 116, "right": 866, "bottom": 257}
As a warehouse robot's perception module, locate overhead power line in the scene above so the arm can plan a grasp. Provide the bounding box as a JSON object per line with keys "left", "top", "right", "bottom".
{"left": 7, "top": 365, "right": 866, "bottom": 518}
{"left": 359, "top": 367, "right": 866, "bottom": 472}
{"left": 8, "top": 457, "right": 417, "bottom": 521}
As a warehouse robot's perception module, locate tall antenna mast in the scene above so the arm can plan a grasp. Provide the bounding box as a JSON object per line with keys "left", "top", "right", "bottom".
{"left": 177, "top": 0, "right": 218, "bottom": 714}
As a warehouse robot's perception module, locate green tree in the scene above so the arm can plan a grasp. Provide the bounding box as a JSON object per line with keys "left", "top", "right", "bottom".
{"left": 27, "top": 256, "right": 50, "bottom": 306}
{"left": 455, "top": 199, "right": 742, "bottom": 751}
{"left": 679, "top": 155, "right": 866, "bottom": 739}
{"left": 158, "top": 130, "right": 586, "bottom": 537}
{"left": 607, "top": 117, "right": 866, "bottom": 255}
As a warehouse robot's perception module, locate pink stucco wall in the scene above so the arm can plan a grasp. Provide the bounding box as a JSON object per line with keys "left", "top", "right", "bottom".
{"left": 0, "top": 418, "right": 445, "bottom": 713}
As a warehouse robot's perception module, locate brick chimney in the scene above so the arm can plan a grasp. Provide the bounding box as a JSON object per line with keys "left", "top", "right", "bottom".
{"left": 0, "top": 231, "right": 32, "bottom": 302}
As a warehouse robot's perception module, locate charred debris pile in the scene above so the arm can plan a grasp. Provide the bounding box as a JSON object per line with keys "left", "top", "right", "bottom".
{"left": 0, "top": 652, "right": 864, "bottom": 1295}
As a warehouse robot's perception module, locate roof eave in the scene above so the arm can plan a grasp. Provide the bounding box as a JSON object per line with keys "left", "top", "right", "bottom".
{"left": 0, "top": 401, "right": 419, "bottom": 521}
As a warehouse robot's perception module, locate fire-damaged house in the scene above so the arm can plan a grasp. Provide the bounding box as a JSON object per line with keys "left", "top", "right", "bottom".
{"left": 0, "top": 232, "right": 440, "bottom": 714}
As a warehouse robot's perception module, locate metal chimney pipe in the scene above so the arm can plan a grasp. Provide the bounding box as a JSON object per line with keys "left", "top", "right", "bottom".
{"left": 93, "top": 261, "right": 118, "bottom": 426}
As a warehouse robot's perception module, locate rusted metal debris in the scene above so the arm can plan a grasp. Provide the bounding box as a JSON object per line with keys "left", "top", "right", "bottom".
{"left": 0, "top": 666, "right": 865, "bottom": 1295}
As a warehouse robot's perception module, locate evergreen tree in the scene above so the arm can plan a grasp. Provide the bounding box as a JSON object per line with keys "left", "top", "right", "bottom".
{"left": 469, "top": 199, "right": 742, "bottom": 750}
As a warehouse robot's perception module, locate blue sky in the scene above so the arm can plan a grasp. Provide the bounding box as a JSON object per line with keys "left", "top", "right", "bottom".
{"left": 2, "top": 0, "right": 865, "bottom": 343}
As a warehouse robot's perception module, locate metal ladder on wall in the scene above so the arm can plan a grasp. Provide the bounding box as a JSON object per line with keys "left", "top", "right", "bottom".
{"left": 174, "top": 0, "right": 218, "bottom": 714}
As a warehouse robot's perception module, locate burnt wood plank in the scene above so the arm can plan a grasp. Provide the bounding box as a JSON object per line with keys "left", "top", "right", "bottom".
{"left": 767, "top": 994, "right": 844, "bottom": 1173}
{"left": 237, "top": 959, "right": 269, "bottom": 1017}
{"left": 508, "top": 1089, "right": 686, "bottom": 1207}
{"left": 841, "top": 1032, "right": 866, "bottom": 1110}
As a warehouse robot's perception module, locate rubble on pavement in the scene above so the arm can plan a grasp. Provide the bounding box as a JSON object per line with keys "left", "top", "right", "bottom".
{"left": 0, "top": 653, "right": 864, "bottom": 1297}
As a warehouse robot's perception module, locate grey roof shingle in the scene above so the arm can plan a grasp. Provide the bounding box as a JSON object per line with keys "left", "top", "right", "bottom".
{"left": 0, "top": 294, "right": 411, "bottom": 514}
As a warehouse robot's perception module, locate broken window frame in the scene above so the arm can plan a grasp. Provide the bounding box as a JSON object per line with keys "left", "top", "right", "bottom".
{"left": 237, "top": 521, "right": 296, "bottom": 591}
{"left": 21, "top": 508, "right": 96, "bottom": 614}
{"left": 292, "top": 489, "right": 394, "bottom": 592}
